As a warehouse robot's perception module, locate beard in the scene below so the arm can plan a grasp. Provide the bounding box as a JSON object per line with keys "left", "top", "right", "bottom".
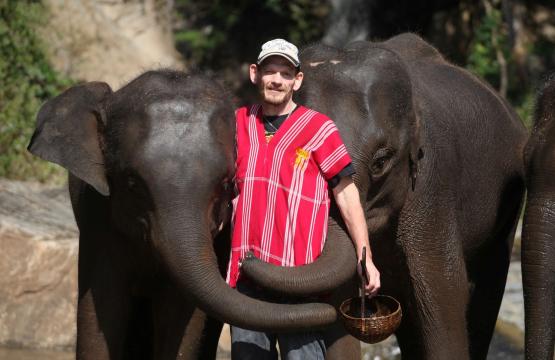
{"left": 258, "top": 82, "right": 293, "bottom": 106}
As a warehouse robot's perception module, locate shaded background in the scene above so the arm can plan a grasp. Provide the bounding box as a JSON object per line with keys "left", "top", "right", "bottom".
{"left": 2, "top": 0, "right": 554, "bottom": 183}
{"left": 0, "top": 0, "right": 553, "bottom": 358}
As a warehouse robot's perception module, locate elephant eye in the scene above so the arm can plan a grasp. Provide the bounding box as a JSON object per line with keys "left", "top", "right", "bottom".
{"left": 370, "top": 148, "right": 394, "bottom": 176}
{"left": 124, "top": 172, "right": 144, "bottom": 193}
{"left": 372, "top": 158, "right": 386, "bottom": 172}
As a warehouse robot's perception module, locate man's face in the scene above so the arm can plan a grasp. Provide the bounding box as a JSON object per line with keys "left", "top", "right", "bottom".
{"left": 250, "top": 56, "right": 303, "bottom": 106}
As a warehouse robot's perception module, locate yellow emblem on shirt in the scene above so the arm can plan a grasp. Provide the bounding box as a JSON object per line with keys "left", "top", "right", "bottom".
{"left": 295, "top": 148, "right": 310, "bottom": 167}
{"left": 265, "top": 133, "right": 274, "bottom": 143}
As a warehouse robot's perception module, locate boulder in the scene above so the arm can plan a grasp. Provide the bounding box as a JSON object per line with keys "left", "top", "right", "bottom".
{"left": 40, "top": 0, "right": 185, "bottom": 90}
{"left": 0, "top": 179, "right": 77, "bottom": 350}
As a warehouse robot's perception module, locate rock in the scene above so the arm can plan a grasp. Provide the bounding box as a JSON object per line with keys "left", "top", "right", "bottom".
{"left": 0, "top": 346, "right": 73, "bottom": 360}
{"left": 216, "top": 324, "right": 231, "bottom": 359}
{"left": 39, "top": 0, "right": 185, "bottom": 90}
{"left": 218, "top": 324, "right": 231, "bottom": 353}
{"left": 0, "top": 179, "right": 78, "bottom": 350}
{"left": 361, "top": 335, "right": 401, "bottom": 360}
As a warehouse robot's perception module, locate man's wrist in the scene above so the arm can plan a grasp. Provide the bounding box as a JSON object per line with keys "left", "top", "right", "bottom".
{"left": 356, "top": 246, "right": 372, "bottom": 259}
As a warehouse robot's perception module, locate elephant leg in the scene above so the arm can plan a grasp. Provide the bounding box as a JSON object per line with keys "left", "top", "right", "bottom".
{"left": 76, "top": 254, "right": 130, "bottom": 359}
{"left": 397, "top": 234, "right": 471, "bottom": 359}
{"left": 394, "top": 304, "right": 421, "bottom": 357}
{"left": 396, "top": 282, "right": 470, "bottom": 359}
{"left": 324, "top": 278, "right": 360, "bottom": 360}
{"left": 153, "top": 280, "right": 220, "bottom": 359}
{"left": 197, "top": 316, "right": 224, "bottom": 360}
{"left": 465, "top": 244, "right": 511, "bottom": 360}
{"left": 323, "top": 323, "right": 360, "bottom": 360}
{"left": 466, "top": 227, "right": 517, "bottom": 357}
{"left": 466, "top": 184, "right": 523, "bottom": 359}
{"left": 76, "top": 289, "right": 129, "bottom": 359}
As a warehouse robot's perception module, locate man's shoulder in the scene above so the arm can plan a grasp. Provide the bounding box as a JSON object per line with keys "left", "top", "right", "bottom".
{"left": 235, "top": 104, "right": 261, "bottom": 119}
{"left": 299, "top": 105, "right": 333, "bottom": 124}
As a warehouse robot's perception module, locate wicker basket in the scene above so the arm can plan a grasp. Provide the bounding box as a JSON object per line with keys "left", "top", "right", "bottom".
{"left": 339, "top": 295, "right": 402, "bottom": 344}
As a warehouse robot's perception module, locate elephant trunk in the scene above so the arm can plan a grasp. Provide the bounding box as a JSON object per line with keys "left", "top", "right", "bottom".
{"left": 240, "top": 216, "right": 357, "bottom": 296}
{"left": 155, "top": 205, "right": 338, "bottom": 332}
{"left": 522, "top": 194, "right": 555, "bottom": 359}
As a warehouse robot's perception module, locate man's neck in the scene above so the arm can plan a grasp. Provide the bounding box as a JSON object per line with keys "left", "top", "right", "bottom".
{"left": 262, "top": 100, "right": 297, "bottom": 116}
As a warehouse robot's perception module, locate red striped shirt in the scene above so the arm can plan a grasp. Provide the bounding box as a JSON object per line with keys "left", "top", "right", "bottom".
{"left": 226, "top": 105, "right": 352, "bottom": 287}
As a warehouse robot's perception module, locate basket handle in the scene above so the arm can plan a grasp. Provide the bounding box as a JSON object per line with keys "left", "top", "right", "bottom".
{"left": 360, "top": 247, "right": 369, "bottom": 322}
{"left": 360, "top": 247, "right": 369, "bottom": 286}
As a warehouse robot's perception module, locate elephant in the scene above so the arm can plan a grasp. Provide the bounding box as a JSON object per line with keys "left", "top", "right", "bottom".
{"left": 27, "top": 70, "right": 358, "bottom": 359}
{"left": 521, "top": 72, "right": 555, "bottom": 359}
{"left": 239, "top": 33, "right": 528, "bottom": 359}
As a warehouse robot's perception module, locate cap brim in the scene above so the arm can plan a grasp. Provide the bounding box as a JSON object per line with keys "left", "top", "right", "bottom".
{"left": 257, "top": 53, "right": 300, "bottom": 68}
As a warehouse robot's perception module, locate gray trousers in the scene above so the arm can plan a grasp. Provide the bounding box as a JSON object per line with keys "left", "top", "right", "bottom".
{"left": 231, "top": 281, "right": 326, "bottom": 360}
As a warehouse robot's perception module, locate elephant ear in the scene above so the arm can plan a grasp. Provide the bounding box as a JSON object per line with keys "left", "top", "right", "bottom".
{"left": 27, "top": 82, "right": 112, "bottom": 196}
{"left": 409, "top": 109, "right": 423, "bottom": 191}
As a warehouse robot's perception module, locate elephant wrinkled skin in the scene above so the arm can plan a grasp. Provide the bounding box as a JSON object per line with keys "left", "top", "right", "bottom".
{"left": 27, "top": 32, "right": 529, "bottom": 359}
{"left": 522, "top": 73, "right": 555, "bottom": 360}
{"left": 241, "top": 33, "right": 528, "bottom": 359}
{"left": 27, "top": 71, "right": 346, "bottom": 360}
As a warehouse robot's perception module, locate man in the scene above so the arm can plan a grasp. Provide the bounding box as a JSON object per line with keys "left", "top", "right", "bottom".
{"left": 227, "top": 38, "right": 380, "bottom": 360}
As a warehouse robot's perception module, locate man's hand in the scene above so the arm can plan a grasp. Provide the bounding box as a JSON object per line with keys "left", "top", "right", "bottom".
{"left": 358, "top": 254, "right": 381, "bottom": 297}
{"left": 333, "top": 177, "right": 381, "bottom": 297}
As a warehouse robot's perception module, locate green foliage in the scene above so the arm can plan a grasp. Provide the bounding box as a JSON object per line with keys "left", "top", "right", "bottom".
{"left": 466, "top": 1, "right": 538, "bottom": 129}
{"left": 174, "top": 0, "right": 329, "bottom": 69}
{"left": 288, "top": 0, "right": 329, "bottom": 45}
{"left": 0, "top": 0, "right": 72, "bottom": 182}
{"left": 515, "top": 37, "right": 555, "bottom": 129}
{"left": 466, "top": 4, "right": 508, "bottom": 89}
{"left": 515, "top": 91, "right": 535, "bottom": 129}
{"left": 174, "top": 0, "right": 240, "bottom": 65}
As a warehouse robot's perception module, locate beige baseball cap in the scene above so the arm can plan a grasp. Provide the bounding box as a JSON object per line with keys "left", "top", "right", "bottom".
{"left": 257, "top": 39, "right": 300, "bottom": 68}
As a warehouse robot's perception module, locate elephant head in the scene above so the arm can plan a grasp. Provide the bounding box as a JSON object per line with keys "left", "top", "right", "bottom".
{"left": 298, "top": 42, "right": 422, "bottom": 231}
{"left": 28, "top": 70, "right": 340, "bottom": 331}
{"left": 522, "top": 73, "right": 555, "bottom": 359}
{"left": 240, "top": 41, "right": 422, "bottom": 294}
